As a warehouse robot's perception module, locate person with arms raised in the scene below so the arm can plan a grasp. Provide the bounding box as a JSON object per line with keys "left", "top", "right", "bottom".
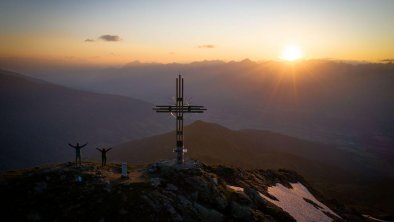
{"left": 68, "top": 142, "right": 88, "bottom": 167}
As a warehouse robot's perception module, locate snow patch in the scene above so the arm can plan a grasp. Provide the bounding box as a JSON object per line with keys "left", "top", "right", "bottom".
{"left": 259, "top": 182, "right": 341, "bottom": 222}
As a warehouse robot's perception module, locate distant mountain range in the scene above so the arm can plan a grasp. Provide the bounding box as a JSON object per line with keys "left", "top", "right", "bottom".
{"left": 9, "top": 60, "right": 393, "bottom": 165}
{"left": 0, "top": 69, "right": 172, "bottom": 169}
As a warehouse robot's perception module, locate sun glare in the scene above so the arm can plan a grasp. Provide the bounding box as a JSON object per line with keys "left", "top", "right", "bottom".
{"left": 280, "top": 45, "right": 303, "bottom": 61}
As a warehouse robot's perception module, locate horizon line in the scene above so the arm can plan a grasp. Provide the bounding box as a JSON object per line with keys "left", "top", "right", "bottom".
{"left": 1, "top": 56, "right": 393, "bottom": 69}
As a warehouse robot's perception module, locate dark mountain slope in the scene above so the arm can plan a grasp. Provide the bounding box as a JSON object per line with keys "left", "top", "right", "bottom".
{"left": 113, "top": 121, "right": 392, "bottom": 182}
{"left": 112, "top": 121, "right": 394, "bottom": 217}
{"left": 0, "top": 69, "right": 171, "bottom": 170}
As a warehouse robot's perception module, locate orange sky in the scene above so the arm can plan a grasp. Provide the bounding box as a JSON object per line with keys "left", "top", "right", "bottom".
{"left": 1, "top": 1, "right": 393, "bottom": 65}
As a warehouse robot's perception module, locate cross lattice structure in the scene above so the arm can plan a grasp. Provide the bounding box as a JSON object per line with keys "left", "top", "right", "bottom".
{"left": 153, "top": 75, "right": 206, "bottom": 165}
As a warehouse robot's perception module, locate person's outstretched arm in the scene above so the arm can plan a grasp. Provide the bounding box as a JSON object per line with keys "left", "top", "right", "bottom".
{"left": 68, "top": 143, "right": 76, "bottom": 148}
{"left": 80, "top": 143, "right": 88, "bottom": 148}
{"left": 107, "top": 148, "right": 113, "bottom": 152}
{"left": 96, "top": 148, "right": 101, "bottom": 152}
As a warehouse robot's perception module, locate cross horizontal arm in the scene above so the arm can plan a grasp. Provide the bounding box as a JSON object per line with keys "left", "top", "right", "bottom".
{"left": 153, "top": 107, "right": 206, "bottom": 111}
{"left": 153, "top": 105, "right": 206, "bottom": 109}
{"left": 154, "top": 105, "right": 205, "bottom": 108}
{"left": 153, "top": 107, "right": 206, "bottom": 109}
{"left": 155, "top": 110, "right": 205, "bottom": 113}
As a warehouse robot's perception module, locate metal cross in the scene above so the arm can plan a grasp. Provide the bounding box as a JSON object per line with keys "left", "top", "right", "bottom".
{"left": 153, "top": 75, "right": 206, "bottom": 164}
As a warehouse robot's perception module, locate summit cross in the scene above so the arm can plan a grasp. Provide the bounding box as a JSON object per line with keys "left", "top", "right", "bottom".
{"left": 153, "top": 75, "right": 206, "bottom": 165}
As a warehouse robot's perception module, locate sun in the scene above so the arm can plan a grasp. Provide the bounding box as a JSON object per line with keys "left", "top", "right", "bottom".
{"left": 280, "top": 44, "right": 303, "bottom": 61}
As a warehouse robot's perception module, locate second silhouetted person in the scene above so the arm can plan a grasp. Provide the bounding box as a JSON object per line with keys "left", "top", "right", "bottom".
{"left": 96, "top": 147, "right": 112, "bottom": 167}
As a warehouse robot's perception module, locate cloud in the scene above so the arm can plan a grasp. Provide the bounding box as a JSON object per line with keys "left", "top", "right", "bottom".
{"left": 197, "top": 44, "right": 215, "bottom": 49}
{"left": 99, "top": 35, "right": 121, "bottom": 42}
{"left": 84, "top": 38, "right": 95, "bottom": 42}
{"left": 381, "top": 58, "right": 394, "bottom": 63}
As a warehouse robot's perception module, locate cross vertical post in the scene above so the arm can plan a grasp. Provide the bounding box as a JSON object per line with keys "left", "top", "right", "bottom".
{"left": 153, "top": 75, "right": 206, "bottom": 165}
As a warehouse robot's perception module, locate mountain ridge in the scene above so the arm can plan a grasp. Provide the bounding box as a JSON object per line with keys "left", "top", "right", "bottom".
{"left": 113, "top": 120, "right": 392, "bottom": 182}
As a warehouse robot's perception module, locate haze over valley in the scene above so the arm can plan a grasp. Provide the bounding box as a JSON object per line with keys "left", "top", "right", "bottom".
{"left": 3, "top": 60, "right": 392, "bottom": 165}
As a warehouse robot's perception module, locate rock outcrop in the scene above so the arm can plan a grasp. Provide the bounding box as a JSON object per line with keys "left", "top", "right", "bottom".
{"left": 0, "top": 161, "right": 362, "bottom": 221}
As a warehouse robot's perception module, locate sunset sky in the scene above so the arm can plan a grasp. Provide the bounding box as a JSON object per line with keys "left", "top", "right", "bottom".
{"left": 1, "top": 0, "right": 393, "bottom": 65}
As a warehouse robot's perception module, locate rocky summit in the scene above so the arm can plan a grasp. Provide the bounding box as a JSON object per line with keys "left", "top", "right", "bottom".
{"left": 0, "top": 161, "right": 362, "bottom": 222}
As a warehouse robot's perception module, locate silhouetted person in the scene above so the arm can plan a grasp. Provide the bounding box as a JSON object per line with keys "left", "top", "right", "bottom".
{"left": 68, "top": 142, "right": 87, "bottom": 167}
{"left": 96, "top": 147, "right": 112, "bottom": 167}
